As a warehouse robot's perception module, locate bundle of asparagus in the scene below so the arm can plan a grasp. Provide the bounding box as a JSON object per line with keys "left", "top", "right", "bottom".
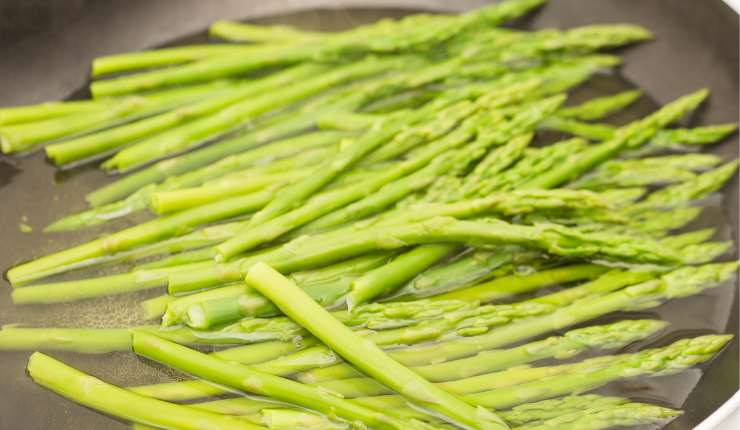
{"left": 0, "top": 1, "right": 738, "bottom": 429}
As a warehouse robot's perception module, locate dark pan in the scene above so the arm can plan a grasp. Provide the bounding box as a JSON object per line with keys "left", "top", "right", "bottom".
{"left": 0, "top": 1, "right": 737, "bottom": 429}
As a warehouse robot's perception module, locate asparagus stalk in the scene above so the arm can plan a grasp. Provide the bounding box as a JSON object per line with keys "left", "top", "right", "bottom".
{"left": 510, "top": 402, "right": 680, "bottom": 430}
{"left": 644, "top": 159, "right": 739, "bottom": 205}
{"left": 428, "top": 263, "right": 607, "bottom": 302}
{"left": 27, "top": 352, "right": 264, "bottom": 430}
{"left": 132, "top": 332, "right": 438, "bottom": 430}
{"left": 0, "top": 99, "right": 105, "bottom": 126}
{"left": 557, "top": 90, "right": 642, "bottom": 120}
{"left": 245, "top": 262, "right": 511, "bottom": 430}
{"left": 570, "top": 153, "right": 722, "bottom": 190}
{"left": 91, "top": 44, "right": 262, "bottom": 77}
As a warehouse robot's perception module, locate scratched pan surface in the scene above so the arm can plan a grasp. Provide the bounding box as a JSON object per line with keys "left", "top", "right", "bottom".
{"left": 0, "top": 1, "right": 738, "bottom": 429}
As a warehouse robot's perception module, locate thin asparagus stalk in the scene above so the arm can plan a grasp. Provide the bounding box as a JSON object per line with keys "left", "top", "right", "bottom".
{"left": 27, "top": 352, "right": 264, "bottom": 430}
{"left": 649, "top": 123, "right": 738, "bottom": 149}
{"left": 246, "top": 262, "right": 511, "bottom": 430}
{"left": 132, "top": 332, "right": 439, "bottom": 430}
{"left": 150, "top": 169, "right": 312, "bottom": 214}
{"left": 17, "top": 222, "right": 244, "bottom": 284}
{"left": 539, "top": 116, "right": 616, "bottom": 140}
{"left": 0, "top": 99, "right": 104, "bottom": 126}
{"left": 0, "top": 327, "right": 133, "bottom": 353}
{"left": 91, "top": 44, "right": 263, "bottom": 77}
{"left": 428, "top": 263, "right": 608, "bottom": 302}
{"left": 500, "top": 395, "right": 629, "bottom": 426}
{"left": 510, "top": 402, "right": 680, "bottom": 430}
{"left": 644, "top": 159, "right": 739, "bottom": 205}
{"left": 557, "top": 90, "right": 642, "bottom": 120}
{"left": 570, "top": 153, "right": 722, "bottom": 190}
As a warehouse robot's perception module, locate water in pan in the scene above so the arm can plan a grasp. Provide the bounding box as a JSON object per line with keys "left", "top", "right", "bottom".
{"left": 0, "top": 5, "right": 737, "bottom": 430}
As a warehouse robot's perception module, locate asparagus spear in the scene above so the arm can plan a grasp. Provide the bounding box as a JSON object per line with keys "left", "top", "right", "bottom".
{"left": 570, "top": 153, "right": 722, "bottom": 190}
{"left": 27, "top": 352, "right": 264, "bottom": 430}
{"left": 246, "top": 262, "right": 511, "bottom": 430}
{"left": 557, "top": 90, "right": 642, "bottom": 120}
{"left": 133, "top": 332, "right": 438, "bottom": 430}
{"left": 644, "top": 159, "right": 739, "bottom": 205}
{"left": 510, "top": 402, "right": 680, "bottom": 430}
{"left": 91, "top": 44, "right": 263, "bottom": 77}
{"left": 427, "top": 263, "right": 607, "bottom": 302}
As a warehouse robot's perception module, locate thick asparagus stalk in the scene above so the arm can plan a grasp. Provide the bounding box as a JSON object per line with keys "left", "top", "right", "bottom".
{"left": 27, "top": 352, "right": 264, "bottom": 430}
{"left": 246, "top": 262, "right": 511, "bottom": 430}
{"left": 132, "top": 332, "right": 437, "bottom": 430}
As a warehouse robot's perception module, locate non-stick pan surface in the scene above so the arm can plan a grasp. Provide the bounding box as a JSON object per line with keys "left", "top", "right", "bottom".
{"left": 0, "top": 1, "right": 737, "bottom": 429}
